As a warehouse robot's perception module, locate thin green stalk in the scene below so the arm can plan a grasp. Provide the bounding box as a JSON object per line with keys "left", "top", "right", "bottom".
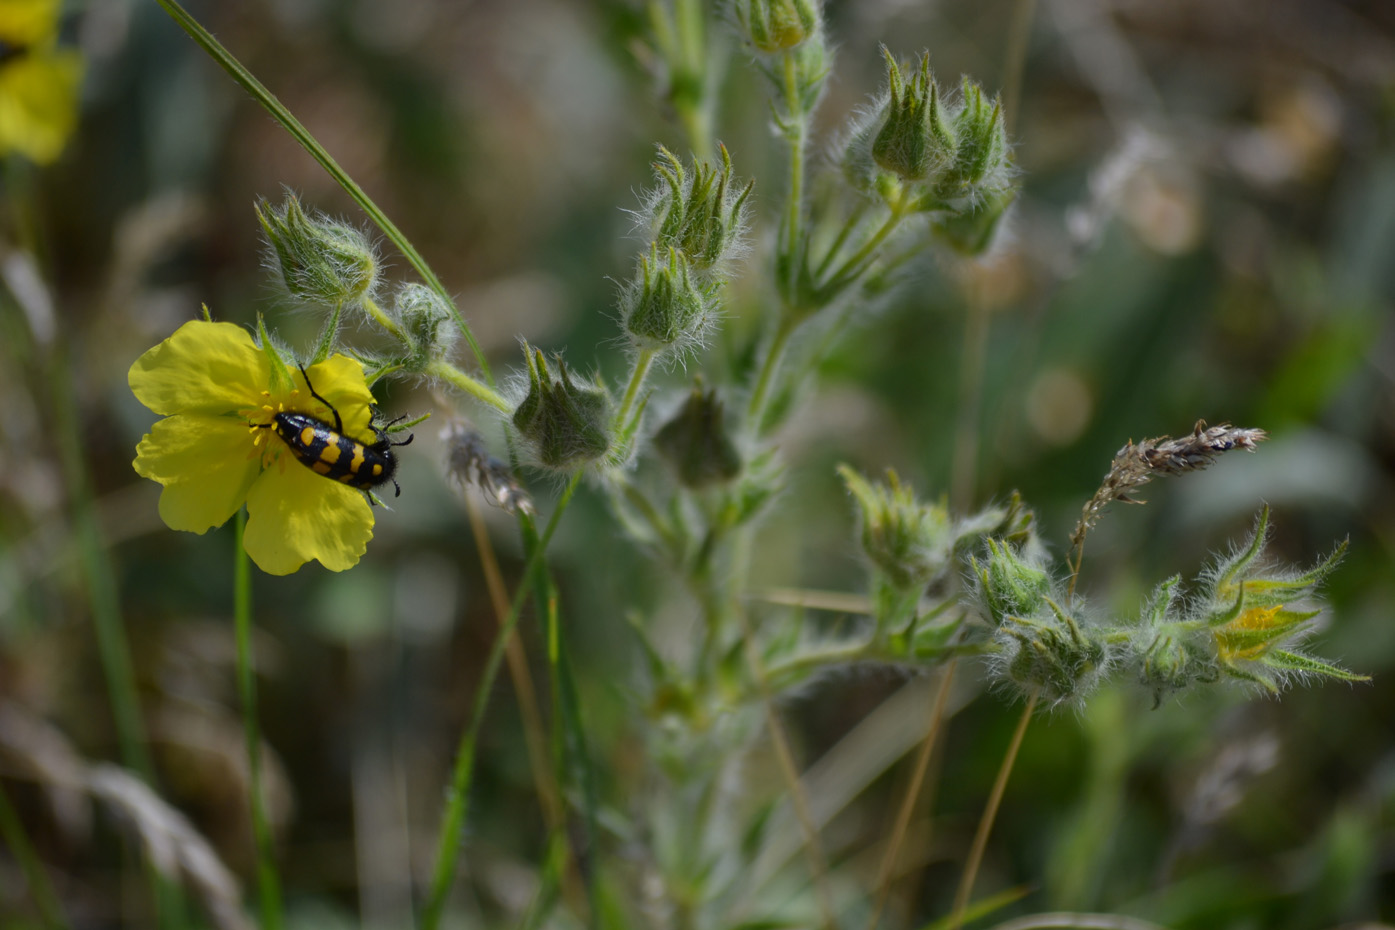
{"left": 154, "top": 0, "right": 494, "bottom": 387}
{"left": 745, "top": 313, "right": 796, "bottom": 435}
{"left": 779, "top": 52, "right": 808, "bottom": 271}
{"left": 424, "top": 359, "right": 511, "bottom": 413}
{"left": 232, "top": 510, "right": 282, "bottom": 930}
{"left": 673, "top": 0, "right": 713, "bottom": 157}
{"left": 616, "top": 347, "right": 656, "bottom": 434}
{"left": 813, "top": 200, "right": 870, "bottom": 281}
{"left": 865, "top": 661, "right": 958, "bottom": 930}
{"left": 359, "top": 295, "right": 410, "bottom": 347}
{"left": 817, "top": 199, "right": 907, "bottom": 296}
{"left": 948, "top": 689, "right": 1039, "bottom": 930}
{"left": 0, "top": 783, "right": 69, "bottom": 930}
{"left": 421, "top": 473, "right": 583, "bottom": 930}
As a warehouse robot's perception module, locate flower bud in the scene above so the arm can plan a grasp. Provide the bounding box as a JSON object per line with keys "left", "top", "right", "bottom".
{"left": 995, "top": 599, "right": 1109, "bottom": 706}
{"left": 872, "top": 51, "right": 956, "bottom": 183}
{"left": 839, "top": 466, "right": 951, "bottom": 590}
{"left": 512, "top": 344, "right": 612, "bottom": 470}
{"left": 256, "top": 195, "right": 379, "bottom": 307}
{"left": 938, "top": 78, "right": 1009, "bottom": 197}
{"left": 972, "top": 538, "right": 1052, "bottom": 627}
{"left": 733, "top": 0, "right": 822, "bottom": 54}
{"left": 650, "top": 144, "right": 753, "bottom": 272}
{"left": 394, "top": 282, "right": 457, "bottom": 370}
{"left": 654, "top": 382, "right": 742, "bottom": 487}
{"left": 932, "top": 184, "right": 1014, "bottom": 256}
{"left": 621, "top": 245, "right": 716, "bottom": 353}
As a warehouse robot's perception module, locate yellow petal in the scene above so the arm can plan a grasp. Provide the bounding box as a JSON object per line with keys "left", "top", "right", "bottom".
{"left": 297, "top": 355, "right": 376, "bottom": 439}
{"left": 0, "top": 0, "right": 60, "bottom": 46}
{"left": 134, "top": 414, "right": 261, "bottom": 533}
{"left": 0, "top": 49, "right": 82, "bottom": 165}
{"left": 129, "top": 320, "right": 267, "bottom": 416}
{"left": 243, "top": 461, "right": 374, "bottom": 575}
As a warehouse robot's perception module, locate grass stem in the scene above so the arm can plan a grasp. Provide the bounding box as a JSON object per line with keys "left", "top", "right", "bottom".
{"left": 948, "top": 689, "right": 1039, "bottom": 930}
{"left": 233, "top": 509, "right": 283, "bottom": 930}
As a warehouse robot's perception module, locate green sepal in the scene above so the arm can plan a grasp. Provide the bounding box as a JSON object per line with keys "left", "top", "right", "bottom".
{"left": 1264, "top": 650, "right": 1369, "bottom": 682}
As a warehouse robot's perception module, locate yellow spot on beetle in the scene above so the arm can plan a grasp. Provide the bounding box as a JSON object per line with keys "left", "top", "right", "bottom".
{"left": 372, "top": 463, "right": 383, "bottom": 477}
{"left": 349, "top": 444, "right": 365, "bottom": 474}
{"left": 299, "top": 426, "right": 316, "bottom": 447}
{"left": 320, "top": 443, "right": 342, "bottom": 465}
{"left": 312, "top": 461, "right": 332, "bottom": 475}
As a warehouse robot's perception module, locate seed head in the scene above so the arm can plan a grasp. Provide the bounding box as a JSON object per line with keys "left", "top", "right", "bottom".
{"left": 871, "top": 51, "right": 956, "bottom": 183}
{"left": 654, "top": 381, "right": 742, "bottom": 488}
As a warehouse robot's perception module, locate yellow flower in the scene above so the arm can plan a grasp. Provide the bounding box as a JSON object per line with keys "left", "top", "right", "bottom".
{"left": 129, "top": 319, "right": 381, "bottom": 575}
{"left": 0, "top": 0, "right": 83, "bottom": 164}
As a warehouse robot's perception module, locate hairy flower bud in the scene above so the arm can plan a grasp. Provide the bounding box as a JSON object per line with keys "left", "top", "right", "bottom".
{"left": 621, "top": 245, "right": 716, "bottom": 353}
{"left": 839, "top": 466, "right": 951, "bottom": 590}
{"left": 995, "top": 599, "right": 1110, "bottom": 706}
{"left": 973, "top": 538, "right": 1052, "bottom": 627}
{"left": 512, "top": 344, "right": 612, "bottom": 470}
{"left": 933, "top": 184, "right": 1014, "bottom": 256}
{"left": 394, "top": 283, "right": 457, "bottom": 370}
{"left": 938, "top": 78, "right": 1009, "bottom": 198}
{"left": 256, "top": 195, "right": 378, "bottom": 307}
{"left": 654, "top": 382, "right": 742, "bottom": 487}
{"left": 649, "top": 144, "right": 753, "bottom": 272}
{"left": 872, "top": 51, "right": 956, "bottom": 183}
{"left": 733, "top": 0, "right": 822, "bottom": 53}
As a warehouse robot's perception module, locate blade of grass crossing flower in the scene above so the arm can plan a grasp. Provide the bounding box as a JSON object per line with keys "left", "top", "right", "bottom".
{"left": 153, "top": 0, "right": 494, "bottom": 387}
{"left": 421, "top": 473, "right": 583, "bottom": 930}
{"left": 0, "top": 783, "right": 70, "bottom": 930}
{"left": 233, "top": 510, "right": 283, "bottom": 930}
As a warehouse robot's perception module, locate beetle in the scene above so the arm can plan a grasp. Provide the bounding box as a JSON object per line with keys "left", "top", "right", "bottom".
{"left": 265, "top": 364, "right": 413, "bottom": 499}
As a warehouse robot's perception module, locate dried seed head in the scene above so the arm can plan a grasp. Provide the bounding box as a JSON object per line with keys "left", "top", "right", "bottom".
{"left": 442, "top": 424, "right": 533, "bottom": 516}
{"left": 1071, "top": 421, "right": 1267, "bottom": 551}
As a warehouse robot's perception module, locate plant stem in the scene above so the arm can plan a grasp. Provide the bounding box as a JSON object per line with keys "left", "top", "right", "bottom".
{"left": 948, "top": 689, "right": 1039, "bottom": 930}
{"left": 779, "top": 53, "right": 807, "bottom": 272}
{"left": 233, "top": 510, "right": 283, "bottom": 930}
{"left": 0, "top": 783, "right": 69, "bottom": 930}
{"left": 818, "top": 199, "right": 907, "bottom": 295}
{"left": 421, "top": 473, "right": 583, "bottom": 930}
{"left": 154, "top": 0, "right": 495, "bottom": 387}
{"left": 745, "top": 313, "right": 796, "bottom": 435}
{"left": 865, "top": 660, "right": 958, "bottom": 930}
{"left": 424, "top": 359, "right": 511, "bottom": 413}
{"left": 359, "top": 295, "right": 410, "bottom": 346}
{"left": 673, "top": 0, "right": 713, "bottom": 158}
{"left": 616, "top": 347, "right": 656, "bottom": 434}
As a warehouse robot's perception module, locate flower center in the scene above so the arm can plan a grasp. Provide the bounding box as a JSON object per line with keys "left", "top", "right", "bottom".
{"left": 239, "top": 388, "right": 305, "bottom": 470}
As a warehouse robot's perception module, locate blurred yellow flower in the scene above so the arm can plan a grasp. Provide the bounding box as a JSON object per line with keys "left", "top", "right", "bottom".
{"left": 0, "top": 0, "right": 83, "bottom": 164}
{"left": 130, "top": 319, "right": 380, "bottom": 575}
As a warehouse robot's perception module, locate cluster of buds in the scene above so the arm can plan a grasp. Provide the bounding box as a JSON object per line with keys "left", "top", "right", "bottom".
{"left": 842, "top": 469, "right": 1036, "bottom": 637}
{"left": 1133, "top": 508, "right": 1360, "bottom": 703}
{"left": 840, "top": 52, "right": 1015, "bottom": 254}
{"left": 623, "top": 146, "right": 751, "bottom": 357}
{"left": 653, "top": 381, "right": 742, "bottom": 488}
{"left": 257, "top": 194, "right": 379, "bottom": 308}
{"left": 512, "top": 343, "right": 613, "bottom": 471}
{"left": 972, "top": 538, "right": 1111, "bottom": 705}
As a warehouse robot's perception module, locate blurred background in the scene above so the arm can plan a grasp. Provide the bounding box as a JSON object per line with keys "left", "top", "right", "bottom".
{"left": 1, "top": 0, "right": 1393, "bottom": 926}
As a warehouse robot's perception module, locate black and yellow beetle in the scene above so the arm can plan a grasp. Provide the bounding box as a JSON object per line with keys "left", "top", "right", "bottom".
{"left": 266, "top": 364, "right": 413, "bottom": 498}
